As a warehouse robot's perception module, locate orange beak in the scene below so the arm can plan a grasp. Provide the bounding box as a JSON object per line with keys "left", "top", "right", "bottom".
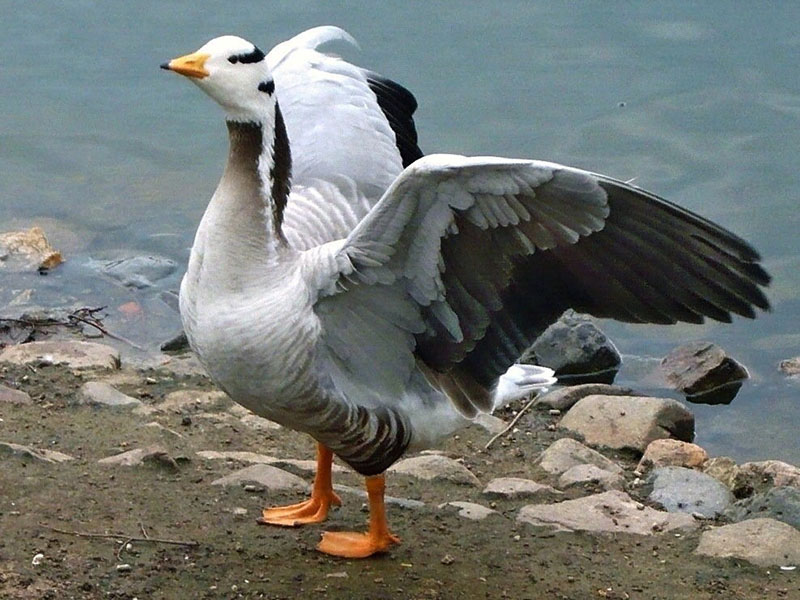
{"left": 160, "top": 52, "right": 210, "bottom": 79}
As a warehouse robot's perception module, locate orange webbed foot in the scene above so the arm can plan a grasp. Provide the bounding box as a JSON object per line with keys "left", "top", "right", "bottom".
{"left": 257, "top": 491, "right": 342, "bottom": 527}
{"left": 317, "top": 530, "right": 400, "bottom": 558}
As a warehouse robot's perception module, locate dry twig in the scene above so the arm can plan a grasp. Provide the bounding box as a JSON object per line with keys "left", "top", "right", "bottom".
{"left": 40, "top": 523, "right": 199, "bottom": 554}
{"left": 484, "top": 395, "right": 538, "bottom": 450}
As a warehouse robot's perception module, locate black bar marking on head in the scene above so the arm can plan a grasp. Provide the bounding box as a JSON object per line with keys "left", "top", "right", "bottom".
{"left": 258, "top": 79, "right": 275, "bottom": 95}
{"left": 228, "top": 46, "right": 265, "bottom": 64}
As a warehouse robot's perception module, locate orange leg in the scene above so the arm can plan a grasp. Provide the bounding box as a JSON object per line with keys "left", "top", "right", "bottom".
{"left": 257, "top": 443, "right": 341, "bottom": 527}
{"left": 317, "top": 474, "right": 400, "bottom": 558}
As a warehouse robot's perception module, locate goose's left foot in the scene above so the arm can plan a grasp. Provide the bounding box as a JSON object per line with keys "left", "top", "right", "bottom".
{"left": 258, "top": 444, "right": 340, "bottom": 527}
{"left": 316, "top": 474, "right": 399, "bottom": 558}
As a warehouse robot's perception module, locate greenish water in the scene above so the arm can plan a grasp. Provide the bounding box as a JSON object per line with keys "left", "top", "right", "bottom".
{"left": 1, "top": 2, "right": 798, "bottom": 463}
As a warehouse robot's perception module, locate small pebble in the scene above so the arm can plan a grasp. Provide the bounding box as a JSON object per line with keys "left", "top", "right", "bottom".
{"left": 441, "top": 554, "right": 455, "bottom": 565}
{"left": 546, "top": 424, "right": 556, "bottom": 431}
{"left": 32, "top": 553, "right": 44, "bottom": 566}
{"left": 181, "top": 415, "right": 192, "bottom": 426}
{"left": 243, "top": 484, "right": 260, "bottom": 493}
{"left": 116, "top": 564, "right": 132, "bottom": 572}
{"left": 548, "top": 409, "right": 561, "bottom": 416}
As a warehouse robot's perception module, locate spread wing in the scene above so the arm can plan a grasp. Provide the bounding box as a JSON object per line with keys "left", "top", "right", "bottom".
{"left": 267, "top": 26, "right": 422, "bottom": 249}
{"left": 312, "top": 153, "right": 770, "bottom": 415}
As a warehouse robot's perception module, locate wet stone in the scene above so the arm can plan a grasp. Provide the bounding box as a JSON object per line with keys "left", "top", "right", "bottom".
{"left": 779, "top": 356, "right": 800, "bottom": 376}
{"left": 647, "top": 466, "right": 733, "bottom": 518}
{"left": 389, "top": 455, "right": 480, "bottom": 486}
{"left": 90, "top": 254, "right": 177, "bottom": 289}
{"left": 0, "top": 226, "right": 63, "bottom": 272}
{"left": 661, "top": 341, "right": 748, "bottom": 403}
{"left": 517, "top": 490, "right": 697, "bottom": 535}
{"left": 694, "top": 518, "right": 800, "bottom": 567}
{"left": 98, "top": 445, "right": 178, "bottom": 469}
{"left": 483, "top": 477, "right": 562, "bottom": 500}
{"left": 521, "top": 311, "right": 620, "bottom": 384}
{"left": 559, "top": 395, "right": 695, "bottom": 453}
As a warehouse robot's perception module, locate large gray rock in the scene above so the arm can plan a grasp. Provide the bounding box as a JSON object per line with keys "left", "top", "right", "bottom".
{"left": 738, "top": 460, "right": 800, "bottom": 489}
{"left": 661, "top": 341, "right": 747, "bottom": 403}
{"left": 725, "top": 486, "right": 800, "bottom": 530}
{"left": 389, "top": 455, "right": 480, "bottom": 486}
{"left": 0, "top": 383, "right": 32, "bottom": 405}
{"left": 560, "top": 395, "right": 694, "bottom": 453}
{"left": 535, "top": 438, "right": 623, "bottom": 476}
{"left": 211, "top": 464, "right": 308, "bottom": 492}
{"left": 517, "top": 490, "right": 697, "bottom": 535}
{"left": 695, "top": 518, "right": 800, "bottom": 567}
{"left": 483, "top": 477, "right": 562, "bottom": 499}
{"left": 535, "top": 384, "right": 634, "bottom": 411}
{"left": 0, "top": 341, "right": 120, "bottom": 370}
{"left": 79, "top": 381, "right": 141, "bottom": 408}
{"left": 648, "top": 466, "right": 733, "bottom": 518}
{"left": 522, "top": 311, "right": 620, "bottom": 383}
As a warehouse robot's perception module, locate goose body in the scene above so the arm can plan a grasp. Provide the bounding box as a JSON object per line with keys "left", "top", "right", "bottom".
{"left": 163, "top": 27, "right": 770, "bottom": 557}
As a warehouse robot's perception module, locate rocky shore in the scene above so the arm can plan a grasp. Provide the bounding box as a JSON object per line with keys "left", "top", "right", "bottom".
{"left": 1, "top": 338, "right": 798, "bottom": 599}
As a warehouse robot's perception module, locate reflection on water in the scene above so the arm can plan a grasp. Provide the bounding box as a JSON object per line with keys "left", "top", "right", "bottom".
{"left": 1, "top": 3, "right": 798, "bottom": 463}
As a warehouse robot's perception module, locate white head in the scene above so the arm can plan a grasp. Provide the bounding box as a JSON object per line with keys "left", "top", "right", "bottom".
{"left": 162, "top": 36, "right": 276, "bottom": 123}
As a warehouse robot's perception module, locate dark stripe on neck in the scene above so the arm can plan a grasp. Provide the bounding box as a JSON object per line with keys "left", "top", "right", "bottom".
{"left": 270, "top": 102, "right": 292, "bottom": 236}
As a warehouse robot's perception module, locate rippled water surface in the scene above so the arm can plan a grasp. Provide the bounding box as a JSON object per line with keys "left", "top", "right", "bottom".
{"left": 2, "top": 3, "right": 798, "bottom": 462}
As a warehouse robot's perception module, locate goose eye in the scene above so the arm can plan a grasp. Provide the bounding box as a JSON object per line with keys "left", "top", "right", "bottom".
{"left": 228, "top": 55, "right": 239, "bottom": 64}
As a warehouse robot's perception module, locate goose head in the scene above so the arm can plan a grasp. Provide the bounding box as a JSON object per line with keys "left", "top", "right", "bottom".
{"left": 162, "top": 36, "right": 276, "bottom": 123}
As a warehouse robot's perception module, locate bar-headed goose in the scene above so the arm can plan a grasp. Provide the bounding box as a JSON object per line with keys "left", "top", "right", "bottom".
{"left": 162, "top": 27, "right": 769, "bottom": 558}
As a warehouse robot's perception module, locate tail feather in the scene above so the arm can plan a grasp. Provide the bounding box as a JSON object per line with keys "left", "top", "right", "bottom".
{"left": 492, "top": 364, "right": 557, "bottom": 409}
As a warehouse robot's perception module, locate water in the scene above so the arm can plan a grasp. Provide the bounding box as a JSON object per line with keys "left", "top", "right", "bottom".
{"left": 2, "top": 2, "right": 798, "bottom": 463}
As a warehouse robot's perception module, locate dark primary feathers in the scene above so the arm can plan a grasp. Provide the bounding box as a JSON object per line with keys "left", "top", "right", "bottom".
{"left": 336, "top": 157, "right": 770, "bottom": 413}
{"left": 367, "top": 74, "right": 423, "bottom": 168}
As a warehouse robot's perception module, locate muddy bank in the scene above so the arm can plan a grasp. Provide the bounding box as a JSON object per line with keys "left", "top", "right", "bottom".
{"left": 1, "top": 347, "right": 797, "bottom": 599}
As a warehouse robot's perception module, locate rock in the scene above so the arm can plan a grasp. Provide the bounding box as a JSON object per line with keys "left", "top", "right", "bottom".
{"left": 535, "top": 384, "right": 634, "bottom": 411}
{"left": 0, "top": 227, "right": 63, "bottom": 272}
{"left": 160, "top": 331, "right": 190, "bottom": 352}
{"left": 143, "top": 422, "right": 185, "bottom": 439}
{"left": 98, "top": 445, "right": 177, "bottom": 469}
{"left": 647, "top": 466, "right": 733, "bottom": 518}
{"left": 439, "top": 501, "right": 499, "bottom": 521}
{"left": 779, "top": 357, "right": 800, "bottom": 376}
{"left": 521, "top": 311, "right": 620, "bottom": 383}
{"left": 535, "top": 438, "right": 623, "bottom": 477}
{"left": 0, "top": 442, "right": 74, "bottom": 463}
{"left": 738, "top": 460, "right": 800, "bottom": 489}
{"left": 90, "top": 254, "right": 177, "bottom": 289}
{"left": 560, "top": 395, "right": 694, "bottom": 453}
{"left": 389, "top": 455, "right": 480, "bottom": 486}
{"left": 79, "top": 381, "right": 142, "bottom": 408}
{"left": 239, "top": 413, "right": 281, "bottom": 431}
{"left": 702, "top": 456, "right": 740, "bottom": 491}
{"left": 210, "top": 464, "right": 308, "bottom": 492}
{"left": 517, "top": 490, "right": 697, "bottom": 535}
{"left": 637, "top": 439, "right": 708, "bottom": 472}
{"left": 473, "top": 413, "right": 508, "bottom": 434}
{"left": 334, "top": 485, "right": 424, "bottom": 509}
{"left": 157, "top": 389, "right": 228, "bottom": 413}
{"left": 197, "top": 450, "right": 279, "bottom": 464}
{"left": 725, "top": 486, "right": 800, "bottom": 530}
{"left": 0, "top": 341, "right": 120, "bottom": 370}
{"left": 695, "top": 518, "right": 800, "bottom": 567}
{"left": 0, "top": 383, "right": 32, "bottom": 405}
{"left": 661, "top": 341, "right": 748, "bottom": 404}
{"left": 557, "top": 464, "right": 624, "bottom": 491}
{"left": 483, "top": 477, "right": 562, "bottom": 499}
